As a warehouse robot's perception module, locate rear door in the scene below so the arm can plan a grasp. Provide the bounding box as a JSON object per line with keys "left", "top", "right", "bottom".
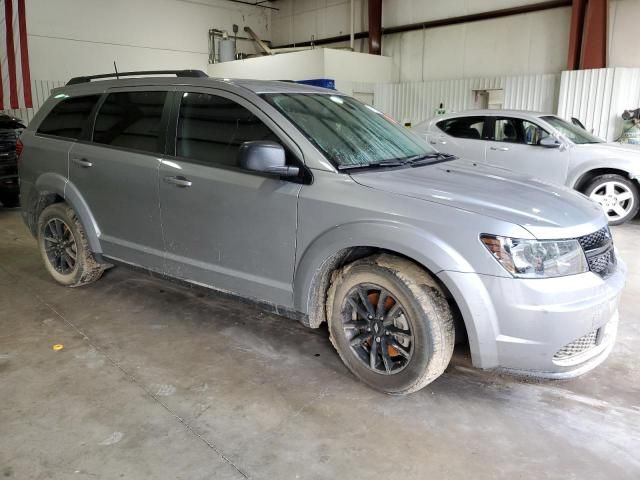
{"left": 484, "top": 116, "right": 569, "bottom": 184}
{"left": 158, "top": 89, "right": 302, "bottom": 306}
{"left": 431, "top": 116, "right": 489, "bottom": 161}
{"left": 68, "top": 87, "right": 171, "bottom": 269}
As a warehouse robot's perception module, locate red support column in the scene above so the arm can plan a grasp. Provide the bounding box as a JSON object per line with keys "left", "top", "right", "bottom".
{"left": 567, "top": 0, "right": 587, "bottom": 70}
{"left": 581, "top": 0, "right": 607, "bottom": 69}
{"left": 368, "top": 0, "right": 382, "bottom": 55}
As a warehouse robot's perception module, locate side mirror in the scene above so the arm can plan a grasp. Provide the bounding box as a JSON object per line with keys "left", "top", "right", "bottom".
{"left": 237, "top": 141, "right": 299, "bottom": 177}
{"left": 539, "top": 136, "right": 561, "bottom": 149}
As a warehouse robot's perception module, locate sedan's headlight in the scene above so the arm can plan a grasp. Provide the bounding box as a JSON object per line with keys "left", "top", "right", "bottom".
{"left": 480, "top": 234, "right": 588, "bottom": 278}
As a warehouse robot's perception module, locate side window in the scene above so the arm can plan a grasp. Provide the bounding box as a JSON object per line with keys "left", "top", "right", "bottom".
{"left": 437, "top": 116, "right": 486, "bottom": 140}
{"left": 93, "top": 91, "right": 167, "bottom": 154}
{"left": 494, "top": 117, "right": 550, "bottom": 145}
{"left": 522, "top": 120, "right": 549, "bottom": 146}
{"left": 176, "top": 92, "right": 278, "bottom": 167}
{"left": 37, "top": 95, "right": 101, "bottom": 140}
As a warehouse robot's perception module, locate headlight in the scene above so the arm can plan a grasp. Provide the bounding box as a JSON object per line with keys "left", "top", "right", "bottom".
{"left": 480, "top": 234, "right": 588, "bottom": 278}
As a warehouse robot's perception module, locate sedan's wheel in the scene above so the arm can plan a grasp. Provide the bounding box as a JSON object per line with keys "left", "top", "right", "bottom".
{"left": 327, "top": 254, "right": 454, "bottom": 395}
{"left": 37, "top": 203, "right": 105, "bottom": 287}
{"left": 585, "top": 174, "right": 640, "bottom": 225}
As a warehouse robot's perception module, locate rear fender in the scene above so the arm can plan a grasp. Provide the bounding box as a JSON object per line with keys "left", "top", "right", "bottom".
{"left": 34, "top": 173, "right": 102, "bottom": 253}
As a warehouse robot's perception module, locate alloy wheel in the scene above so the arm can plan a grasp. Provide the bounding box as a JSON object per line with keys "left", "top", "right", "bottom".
{"left": 43, "top": 218, "right": 78, "bottom": 275}
{"left": 589, "top": 181, "right": 635, "bottom": 222}
{"left": 341, "top": 284, "right": 414, "bottom": 375}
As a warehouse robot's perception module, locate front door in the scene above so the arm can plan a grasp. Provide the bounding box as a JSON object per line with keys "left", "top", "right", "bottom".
{"left": 430, "top": 116, "right": 489, "bottom": 162}
{"left": 484, "top": 116, "right": 569, "bottom": 184}
{"left": 158, "top": 90, "right": 302, "bottom": 307}
{"left": 68, "top": 88, "right": 170, "bottom": 269}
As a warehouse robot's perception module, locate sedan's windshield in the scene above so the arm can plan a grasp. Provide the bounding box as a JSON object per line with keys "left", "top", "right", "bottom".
{"left": 541, "top": 115, "right": 603, "bottom": 144}
{"left": 262, "top": 93, "right": 440, "bottom": 169}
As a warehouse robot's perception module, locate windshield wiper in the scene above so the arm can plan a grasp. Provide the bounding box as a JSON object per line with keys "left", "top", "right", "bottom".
{"left": 404, "top": 152, "right": 457, "bottom": 165}
{"left": 337, "top": 160, "right": 408, "bottom": 171}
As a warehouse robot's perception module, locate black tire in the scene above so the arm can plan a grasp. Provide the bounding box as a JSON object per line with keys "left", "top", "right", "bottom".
{"left": 583, "top": 174, "right": 640, "bottom": 225}
{"left": 327, "top": 254, "right": 454, "bottom": 395}
{"left": 37, "top": 203, "right": 105, "bottom": 287}
{"left": 0, "top": 191, "right": 19, "bottom": 208}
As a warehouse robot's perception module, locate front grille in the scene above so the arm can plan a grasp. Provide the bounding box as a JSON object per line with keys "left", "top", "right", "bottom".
{"left": 554, "top": 328, "right": 600, "bottom": 360}
{"left": 578, "top": 227, "right": 616, "bottom": 278}
{"left": 577, "top": 227, "right": 610, "bottom": 251}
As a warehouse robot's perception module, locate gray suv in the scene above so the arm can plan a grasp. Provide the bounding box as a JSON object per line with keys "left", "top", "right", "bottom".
{"left": 18, "top": 70, "right": 626, "bottom": 394}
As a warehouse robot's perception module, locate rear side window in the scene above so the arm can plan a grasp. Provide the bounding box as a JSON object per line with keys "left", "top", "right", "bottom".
{"left": 437, "top": 116, "right": 486, "bottom": 140}
{"left": 176, "top": 92, "right": 277, "bottom": 167}
{"left": 37, "top": 95, "right": 101, "bottom": 140}
{"left": 93, "top": 91, "right": 167, "bottom": 154}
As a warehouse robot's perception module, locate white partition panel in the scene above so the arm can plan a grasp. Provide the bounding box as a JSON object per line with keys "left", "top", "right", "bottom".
{"left": 558, "top": 68, "right": 640, "bottom": 142}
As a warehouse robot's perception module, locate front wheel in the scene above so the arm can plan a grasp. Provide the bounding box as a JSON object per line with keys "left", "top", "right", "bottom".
{"left": 584, "top": 174, "right": 640, "bottom": 225}
{"left": 327, "top": 254, "right": 454, "bottom": 395}
{"left": 37, "top": 203, "right": 105, "bottom": 287}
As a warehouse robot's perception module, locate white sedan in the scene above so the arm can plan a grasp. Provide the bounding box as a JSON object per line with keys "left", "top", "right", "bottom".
{"left": 415, "top": 110, "right": 640, "bottom": 224}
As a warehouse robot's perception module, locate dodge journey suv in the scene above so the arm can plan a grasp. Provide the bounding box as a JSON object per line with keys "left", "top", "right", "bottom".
{"left": 18, "top": 70, "right": 626, "bottom": 394}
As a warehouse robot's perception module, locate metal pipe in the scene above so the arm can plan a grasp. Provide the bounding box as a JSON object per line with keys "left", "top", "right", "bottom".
{"left": 272, "top": 0, "right": 572, "bottom": 49}
{"left": 350, "top": 0, "right": 355, "bottom": 50}
{"left": 223, "top": 0, "right": 278, "bottom": 11}
{"left": 244, "top": 25, "right": 273, "bottom": 55}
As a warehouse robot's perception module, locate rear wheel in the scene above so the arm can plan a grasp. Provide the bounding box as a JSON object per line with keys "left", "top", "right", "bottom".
{"left": 37, "top": 203, "right": 105, "bottom": 287}
{"left": 584, "top": 174, "right": 639, "bottom": 225}
{"left": 327, "top": 254, "right": 454, "bottom": 395}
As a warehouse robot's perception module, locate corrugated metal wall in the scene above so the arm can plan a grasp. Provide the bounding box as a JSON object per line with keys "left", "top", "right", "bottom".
{"left": 373, "top": 73, "right": 560, "bottom": 125}
{"left": 558, "top": 67, "right": 640, "bottom": 142}
{"left": 1, "top": 79, "right": 65, "bottom": 124}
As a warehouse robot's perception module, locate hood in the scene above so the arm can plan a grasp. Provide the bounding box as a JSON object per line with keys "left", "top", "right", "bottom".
{"left": 350, "top": 159, "right": 606, "bottom": 239}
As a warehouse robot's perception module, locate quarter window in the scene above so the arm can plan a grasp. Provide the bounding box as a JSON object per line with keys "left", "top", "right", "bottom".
{"left": 176, "top": 92, "right": 277, "bottom": 167}
{"left": 93, "top": 91, "right": 167, "bottom": 154}
{"left": 437, "top": 117, "right": 486, "bottom": 140}
{"left": 37, "top": 95, "right": 101, "bottom": 140}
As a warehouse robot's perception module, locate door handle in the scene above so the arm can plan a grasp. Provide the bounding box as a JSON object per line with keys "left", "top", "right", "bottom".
{"left": 490, "top": 146, "right": 509, "bottom": 151}
{"left": 71, "top": 157, "right": 93, "bottom": 168}
{"left": 164, "top": 175, "right": 192, "bottom": 188}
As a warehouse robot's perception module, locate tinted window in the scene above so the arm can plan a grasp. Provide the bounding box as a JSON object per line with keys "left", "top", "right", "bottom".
{"left": 176, "top": 92, "right": 277, "bottom": 167}
{"left": 37, "top": 95, "right": 101, "bottom": 139}
{"left": 494, "top": 117, "right": 550, "bottom": 145}
{"left": 437, "top": 117, "right": 486, "bottom": 140}
{"left": 93, "top": 91, "right": 167, "bottom": 153}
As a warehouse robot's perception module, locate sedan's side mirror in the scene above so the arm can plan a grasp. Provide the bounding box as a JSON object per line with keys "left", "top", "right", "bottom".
{"left": 539, "top": 136, "right": 561, "bottom": 148}
{"left": 238, "top": 141, "right": 299, "bottom": 177}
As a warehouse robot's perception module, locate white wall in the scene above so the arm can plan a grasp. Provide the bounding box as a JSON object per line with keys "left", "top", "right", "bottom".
{"left": 207, "top": 48, "right": 393, "bottom": 82}
{"left": 272, "top": 0, "right": 572, "bottom": 81}
{"left": 609, "top": 0, "right": 640, "bottom": 68}
{"left": 26, "top": 0, "right": 271, "bottom": 81}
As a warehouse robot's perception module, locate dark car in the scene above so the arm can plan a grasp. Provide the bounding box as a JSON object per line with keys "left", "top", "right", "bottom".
{"left": 0, "top": 113, "right": 25, "bottom": 207}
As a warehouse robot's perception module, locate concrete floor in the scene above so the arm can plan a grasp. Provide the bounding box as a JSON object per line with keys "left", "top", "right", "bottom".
{"left": 0, "top": 208, "right": 639, "bottom": 480}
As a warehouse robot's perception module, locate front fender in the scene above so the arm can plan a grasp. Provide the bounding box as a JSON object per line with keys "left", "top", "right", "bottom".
{"left": 33, "top": 173, "right": 102, "bottom": 253}
{"left": 292, "top": 220, "right": 476, "bottom": 317}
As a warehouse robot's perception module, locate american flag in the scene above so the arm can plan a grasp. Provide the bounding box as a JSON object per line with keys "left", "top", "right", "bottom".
{"left": 0, "top": 0, "right": 31, "bottom": 110}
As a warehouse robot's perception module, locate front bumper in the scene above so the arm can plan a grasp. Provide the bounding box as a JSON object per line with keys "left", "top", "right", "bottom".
{"left": 439, "top": 256, "right": 626, "bottom": 377}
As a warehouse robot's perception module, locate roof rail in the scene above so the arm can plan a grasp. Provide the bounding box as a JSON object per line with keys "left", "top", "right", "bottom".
{"left": 66, "top": 69, "right": 208, "bottom": 85}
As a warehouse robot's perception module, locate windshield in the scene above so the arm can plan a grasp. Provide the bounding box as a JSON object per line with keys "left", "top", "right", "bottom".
{"left": 262, "top": 93, "right": 439, "bottom": 169}
{"left": 541, "top": 116, "right": 603, "bottom": 144}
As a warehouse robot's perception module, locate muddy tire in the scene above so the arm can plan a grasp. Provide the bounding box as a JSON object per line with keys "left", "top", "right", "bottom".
{"left": 584, "top": 174, "right": 640, "bottom": 225}
{"left": 37, "top": 203, "right": 105, "bottom": 287}
{"left": 327, "top": 254, "right": 454, "bottom": 395}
